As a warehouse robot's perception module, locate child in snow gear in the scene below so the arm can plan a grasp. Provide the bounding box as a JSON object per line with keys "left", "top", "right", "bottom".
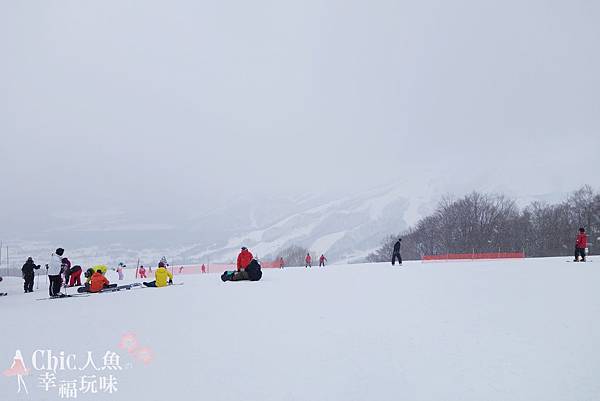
{"left": 138, "top": 265, "right": 147, "bottom": 278}
{"left": 21, "top": 257, "right": 41, "bottom": 293}
{"left": 46, "top": 248, "right": 65, "bottom": 297}
{"left": 143, "top": 262, "right": 174, "bottom": 287}
{"left": 574, "top": 227, "right": 588, "bottom": 262}
{"left": 392, "top": 239, "right": 402, "bottom": 266}
{"left": 279, "top": 257, "right": 284, "bottom": 269}
{"left": 61, "top": 257, "right": 72, "bottom": 288}
{"left": 319, "top": 254, "right": 327, "bottom": 267}
{"left": 68, "top": 266, "right": 82, "bottom": 287}
{"left": 305, "top": 253, "right": 312, "bottom": 268}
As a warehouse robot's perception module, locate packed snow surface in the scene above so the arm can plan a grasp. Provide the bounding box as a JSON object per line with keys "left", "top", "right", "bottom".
{"left": 1, "top": 257, "right": 599, "bottom": 401}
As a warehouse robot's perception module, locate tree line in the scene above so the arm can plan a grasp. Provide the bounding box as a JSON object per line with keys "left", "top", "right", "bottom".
{"left": 367, "top": 186, "right": 600, "bottom": 262}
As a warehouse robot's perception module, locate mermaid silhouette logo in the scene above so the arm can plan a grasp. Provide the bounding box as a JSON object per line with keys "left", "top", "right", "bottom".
{"left": 3, "top": 350, "right": 29, "bottom": 394}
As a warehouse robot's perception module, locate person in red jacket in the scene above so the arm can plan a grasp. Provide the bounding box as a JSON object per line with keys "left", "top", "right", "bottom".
{"left": 319, "top": 254, "right": 327, "bottom": 267}
{"left": 89, "top": 269, "right": 111, "bottom": 293}
{"left": 305, "top": 253, "right": 312, "bottom": 268}
{"left": 574, "top": 227, "right": 588, "bottom": 262}
{"left": 237, "top": 247, "right": 253, "bottom": 271}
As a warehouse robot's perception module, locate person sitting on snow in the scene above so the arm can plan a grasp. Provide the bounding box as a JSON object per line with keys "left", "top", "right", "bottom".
{"left": 221, "top": 247, "right": 262, "bottom": 282}
{"left": 143, "top": 262, "right": 173, "bottom": 287}
{"left": 84, "top": 265, "right": 108, "bottom": 285}
{"left": 82, "top": 269, "right": 115, "bottom": 293}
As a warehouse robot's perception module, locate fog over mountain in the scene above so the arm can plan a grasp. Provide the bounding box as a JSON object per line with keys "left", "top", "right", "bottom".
{"left": 0, "top": 0, "right": 598, "bottom": 267}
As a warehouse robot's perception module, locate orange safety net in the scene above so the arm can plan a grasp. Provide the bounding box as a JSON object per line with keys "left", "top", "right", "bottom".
{"left": 139, "top": 261, "right": 283, "bottom": 276}
{"left": 422, "top": 252, "right": 525, "bottom": 261}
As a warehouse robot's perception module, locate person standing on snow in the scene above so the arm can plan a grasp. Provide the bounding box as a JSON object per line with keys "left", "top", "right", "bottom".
{"left": 319, "top": 254, "right": 327, "bottom": 267}
{"left": 143, "top": 262, "right": 174, "bottom": 287}
{"left": 305, "top": 253, "right": 312, "bottom": 268}
{"left": 46, "top": 248, "right": 65, "bottom": 297}
{"left": 138, "top": 265, "right": 147, "bottom": 278}
{"left": 574, "top": 227, "right": 588, "bottom": 262}
{"left": 201, "top": 264, "right": 206, "bottom": 274}
{"left": 392, "top": 239, "right": 402, "bottom": 266}
{"left": 21, "top": 257, "right": 40, "bottom": 293}
{"left": 116, "top": 263, "right": 125, "bottom": 280}
{"left": 279, "top": 257, "right": 284, "bottom": 269}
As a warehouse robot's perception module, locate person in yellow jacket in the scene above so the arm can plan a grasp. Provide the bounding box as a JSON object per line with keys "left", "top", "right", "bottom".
{"left": 142, "top": 262, "right": 173, "bottom": 287}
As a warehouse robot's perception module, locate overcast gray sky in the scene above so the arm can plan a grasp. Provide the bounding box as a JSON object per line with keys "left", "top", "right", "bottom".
{"left": 1, "top": 0, "right": 599, "bottom": 237}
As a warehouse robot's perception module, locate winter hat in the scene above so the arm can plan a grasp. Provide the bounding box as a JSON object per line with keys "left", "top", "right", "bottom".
{"left": 158, "top": 262, "right": 165, "bottom": 268}
{"left": 579, "top": 227, "right": 585, "bottom": 233}
{"left": 55, "top": 248, "right": 64, "bottom": 256}
{"left": 27, "top": 257, "right": 33, "bottom": 262}
{"left": 241, "top": 246, "right": 247, "bottom": 250}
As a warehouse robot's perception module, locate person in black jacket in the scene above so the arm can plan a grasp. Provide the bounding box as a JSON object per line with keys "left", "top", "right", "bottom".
{"left": 392, "top": 239, "right": 402, "bottom": 266}
{"left": 22, "top": 257, "right": 41, "bottom": 293}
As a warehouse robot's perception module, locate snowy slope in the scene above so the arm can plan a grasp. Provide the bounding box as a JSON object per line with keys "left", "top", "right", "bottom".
{"left": 1, "top": 257, "right": 599, "bottom": 401}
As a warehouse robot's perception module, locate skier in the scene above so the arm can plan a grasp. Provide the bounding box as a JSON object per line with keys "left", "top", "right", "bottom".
{"left": 21, "top": 257, "right": 40, "bottom": 293}
{"left": 574, "top": 227, "right": 588, "bottom": 262}
{"left": 46, "top": 248, "right": 65, "bottom": 297}
{"left": 279, "top": 257, "right": 284, "bottom": 269}
{"left": 179, "top": 266, "right": 184, "bottom": 274}
{"left": 319, "top": 254, "right": 327, "bottom": 267}
{"left": 305, "top": 253, "right": 312, "bottom": 268}
{"left": 201, "top": 264, "right": 206, "bottom": 274}
{"left": 143, "top": 262, "right": 174, "bottom": 287}
{"left": 68, "top": 266, "right": 82, "bottom": 287}
{"left": 221, "top": 247, "right": 262, "bottom": 282}
{"left": 138, "top": 265, "right": 147, "bottom": 278}
{"left": 392, "top": 239, "right": 402, "bottom": 266}
{"left": 115, "top": 263, "right": 125, "bottom": 280}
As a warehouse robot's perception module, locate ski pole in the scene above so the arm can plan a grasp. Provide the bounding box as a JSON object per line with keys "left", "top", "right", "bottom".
{"left": 36, "top": 270, "right": 39, "bottom": 290}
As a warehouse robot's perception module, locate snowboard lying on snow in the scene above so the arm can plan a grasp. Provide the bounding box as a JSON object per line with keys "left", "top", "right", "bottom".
{"left": 77, "top": 283, "right": 143, "bottom": 293}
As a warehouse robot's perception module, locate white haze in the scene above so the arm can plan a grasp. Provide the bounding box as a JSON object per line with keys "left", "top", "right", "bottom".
{"left": 0, "top": 0, "right": 599, "bottom": 249}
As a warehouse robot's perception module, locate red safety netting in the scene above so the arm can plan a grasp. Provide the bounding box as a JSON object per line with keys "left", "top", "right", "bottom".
{"left": 136, "top": 261, "right": 282, "bottom": 277}
{"left": 422, "top": 252, "right": 525, "bottom": 261}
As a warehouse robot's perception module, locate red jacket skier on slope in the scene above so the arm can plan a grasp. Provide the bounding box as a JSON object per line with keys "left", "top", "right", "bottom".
{"left": 574, "top": 227, "right": 588, "bottom": 262}
{"left": 237, "top": 247, "right": 254, "bottom": 271}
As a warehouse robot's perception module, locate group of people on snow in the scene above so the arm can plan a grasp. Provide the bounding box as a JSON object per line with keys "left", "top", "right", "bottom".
{"left": 1, "top": 227, "right": 589, "bottom": 297}
{"left": 12, "top": 248, "right": 180, "bottom": 297}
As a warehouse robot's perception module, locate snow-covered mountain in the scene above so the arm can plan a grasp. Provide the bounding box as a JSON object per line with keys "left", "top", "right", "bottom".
{"left": 0, "top": 174, "right": 590, "bottom": 271}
